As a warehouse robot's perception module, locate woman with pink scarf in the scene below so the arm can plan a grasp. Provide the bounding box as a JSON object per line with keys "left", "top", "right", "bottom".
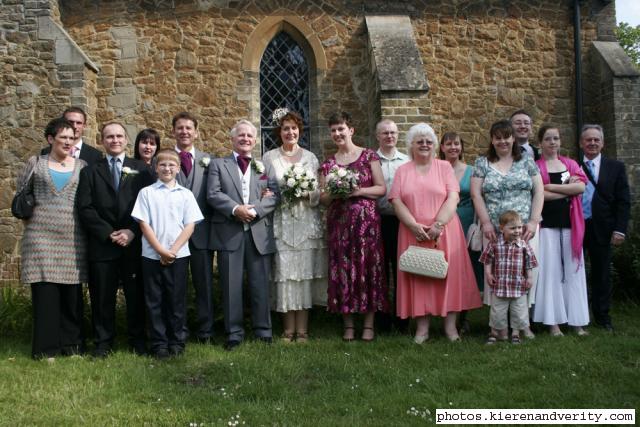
{"left": 533, "top": 125, "right": 589, "bottom": 336}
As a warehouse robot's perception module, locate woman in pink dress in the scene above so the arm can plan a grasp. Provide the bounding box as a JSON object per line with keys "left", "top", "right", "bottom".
{"left": 389, "top": 123, "right": 482, "bottom": 343}
{"left": 320, "top": 112, "right": 388, "bottom": 342}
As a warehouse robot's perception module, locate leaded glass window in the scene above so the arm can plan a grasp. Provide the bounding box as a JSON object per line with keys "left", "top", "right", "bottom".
{"left": 260, "top": 31, "right": 310, "bottom": 153}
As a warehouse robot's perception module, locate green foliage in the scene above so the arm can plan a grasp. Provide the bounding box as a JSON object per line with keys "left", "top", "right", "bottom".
{"left": 612, "top": 206, "right": 640, "bottom": 300}
{"left": 615, "top": 22, "right": 640, "bottom": 67}
{"left": 0, "top": 286, "right": 31, "bottom": 337}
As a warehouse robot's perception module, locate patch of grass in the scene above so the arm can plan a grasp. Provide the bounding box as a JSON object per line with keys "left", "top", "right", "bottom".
{"left": 0, "top": 303, "right": 638, "bottom": 425}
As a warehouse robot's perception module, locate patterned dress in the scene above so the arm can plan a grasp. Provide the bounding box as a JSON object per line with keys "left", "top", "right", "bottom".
{"left": 320, "top": 149, "right": 388, "bottom": 313}
{"left": 262, "top": 148, "right": 328, "bottom": 312}
{"left": 20, "top": 155, "right": 88, "bottom": 285}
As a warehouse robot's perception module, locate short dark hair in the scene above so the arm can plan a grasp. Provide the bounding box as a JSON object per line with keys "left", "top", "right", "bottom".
{"left": 44, "top": 117, "right": 73, "bottom": 139}
{"left": 172, "top": 111, "right": 198, "bottom": 129}
{"left": 537, "top": 124, "right": 559, "bottom": 144}
{"left": 438, "top": 131, "right": 465, "bottom": 160}
{"left": 486, "top": 120, "right": 521, "bottom": 162}
{"left": 273, "top": 111, "right": 304, "bottom": 147}
{"left": 510, "top": 109, "right": 532, "bottom": 122}
{"left": 134, "top": 128, "right": 161, "bottom": 160}
{"left": 62, "top": 106, "right": 87, "bottom": 123}
{"left": 328, "top": 111, "right": 353, "bottom": 128}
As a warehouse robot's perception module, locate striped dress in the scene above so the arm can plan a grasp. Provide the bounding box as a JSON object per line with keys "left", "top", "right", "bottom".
{"left": 20, "top": 155, "right": 88, "bottom": 284}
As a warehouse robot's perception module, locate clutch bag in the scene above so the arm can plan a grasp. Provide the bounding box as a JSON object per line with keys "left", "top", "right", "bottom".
{"left": 466, "top": 221, "right": 483, "bottom": 252}
{"left": 399, "top": 245, "right": 448, "bottom": 279}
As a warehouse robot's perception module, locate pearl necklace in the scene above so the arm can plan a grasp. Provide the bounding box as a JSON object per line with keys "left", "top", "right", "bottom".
{"left": 280, "top": 144, "right": 300, "bottom": 157}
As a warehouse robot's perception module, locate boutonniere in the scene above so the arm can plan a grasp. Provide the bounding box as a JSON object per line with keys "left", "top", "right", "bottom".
{"left": 199, "top": 157, "right": 210, "bottom": 168}
{"left": 121, "top": 166, "right": 139, "bottom": 181}
{"left": 251, "top": 159, "right": 265, "bottom": 174}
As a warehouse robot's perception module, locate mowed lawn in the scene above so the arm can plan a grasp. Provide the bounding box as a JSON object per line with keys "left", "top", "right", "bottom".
{"left": 0, "top": 299, "right": 639, "bottom": 426}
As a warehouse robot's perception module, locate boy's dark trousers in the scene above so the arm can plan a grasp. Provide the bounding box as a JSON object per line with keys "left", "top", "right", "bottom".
{"left": 142, "top": 257, "right": 190, "bottom": 353}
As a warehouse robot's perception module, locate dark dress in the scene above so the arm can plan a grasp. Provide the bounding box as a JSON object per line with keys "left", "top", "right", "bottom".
{"left": 320, "top": 149, "right": 388, "bottom": 314}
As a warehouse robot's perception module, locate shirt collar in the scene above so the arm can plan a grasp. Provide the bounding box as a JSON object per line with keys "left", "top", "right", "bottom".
{"left": 376, "top": 148, "right": 407, "bottom": 161}
{"left": 583, "top": 153, "right": 601, "bottom": 168}
{"left": 106, "top": 153, "right": 125, "bottom": 163}
{"left": 153, "top": 180, "right": 185, "bottom": 191}
{"left": 499, "top": 235, "right": 526, "bottom": 247}
{"left": 233, "top": 151, "right": 251, "bottom": 160}
{"left": 175, "top": 146, "right": 195, "bottom": 156}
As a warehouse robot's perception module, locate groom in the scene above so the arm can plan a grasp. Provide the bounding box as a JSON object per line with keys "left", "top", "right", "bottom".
{"left": 206, "top": 119, "right": 279, "bottom": 350}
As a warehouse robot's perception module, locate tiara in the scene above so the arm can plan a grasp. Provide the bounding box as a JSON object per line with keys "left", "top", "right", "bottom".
{"left": 271, "top": 107, "right": 290, "bottom": 126}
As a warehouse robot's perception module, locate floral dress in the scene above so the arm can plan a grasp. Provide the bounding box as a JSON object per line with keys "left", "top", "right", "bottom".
{"left": 320, "top": 149, "right": 388, "bottom": 313}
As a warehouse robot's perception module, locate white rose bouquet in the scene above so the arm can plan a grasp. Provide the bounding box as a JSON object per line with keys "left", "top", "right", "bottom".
{"left": 325, "top": 164, "right": 359, "bottom": 197}
{"left": 281, "top": 163, "right": 317, "bottom": 207}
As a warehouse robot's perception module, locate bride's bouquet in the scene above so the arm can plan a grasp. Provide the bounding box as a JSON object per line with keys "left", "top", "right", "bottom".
{"left": 281, "top": 163, "right": 318, "bottom": 207}
{"left": 325, "top": 164, "right": 359, "bottom": 197}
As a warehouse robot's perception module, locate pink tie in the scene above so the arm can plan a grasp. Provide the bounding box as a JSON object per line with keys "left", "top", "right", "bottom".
{"left": 69, "top": 146, "right": 77, "bottom": 158}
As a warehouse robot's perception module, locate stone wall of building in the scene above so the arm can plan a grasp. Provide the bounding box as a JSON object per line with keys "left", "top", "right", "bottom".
{"left": 0, "top": 0, "right": 626, "bottom": 283}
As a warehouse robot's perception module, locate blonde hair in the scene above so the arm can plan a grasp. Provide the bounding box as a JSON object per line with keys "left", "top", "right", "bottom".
{"left": 155, "top": 148, "right": 180, "bottom": 165}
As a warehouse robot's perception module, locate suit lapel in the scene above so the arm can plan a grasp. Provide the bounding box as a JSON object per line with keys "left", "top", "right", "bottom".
{"left": 223, "top": 155, "right": 243, "bottom": 200}
{"left": 96, "top": 158, "right": 116, "bottom": 192}
{"left": 192, "top": 148, "right": 204, "bottom": 194}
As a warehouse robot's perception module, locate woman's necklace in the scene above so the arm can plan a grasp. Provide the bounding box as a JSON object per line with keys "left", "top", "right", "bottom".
{"left": 280, "top": 144, "right": 300, "bottom": 157}
{"left": 50, "top": 154, "right": 67, "bottom": 167}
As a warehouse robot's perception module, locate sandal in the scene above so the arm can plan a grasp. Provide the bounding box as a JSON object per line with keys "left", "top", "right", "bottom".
{"left": 361, "top": 327, "right": 375, "bottom": 342}
{"left": 281, "top": 332, "right": 295, "bottom": 343}
{"left": 343, "top": 326, "right": 355, "bottom": 342}
{"left": 296, "top": 332, "right": 308, "bottom": 343}
{"left": 485, "top": 335, "right": 498, "bottom": 345}
{"left": 511, "top": 335, "right": 522, "bottom": 345}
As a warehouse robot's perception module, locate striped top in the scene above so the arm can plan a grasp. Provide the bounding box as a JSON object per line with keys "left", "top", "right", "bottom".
{"left": 20, "top": 155, "right": 88, "bottom": 285}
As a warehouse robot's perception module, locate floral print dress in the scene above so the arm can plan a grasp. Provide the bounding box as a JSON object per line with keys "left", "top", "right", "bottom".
{"left": 320, "top": 149, "right": 388, "bottom": 314}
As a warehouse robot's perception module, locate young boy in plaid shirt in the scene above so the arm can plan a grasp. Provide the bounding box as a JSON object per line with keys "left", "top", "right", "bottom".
{"left": 480, "top": 210, "right": 538, "bottom": 344}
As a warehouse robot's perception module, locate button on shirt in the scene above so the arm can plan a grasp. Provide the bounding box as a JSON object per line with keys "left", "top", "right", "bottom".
{"left": 376, "top": 148, "right": 409, "bottom": 215}
{"left": 131, "top": 181, "right": 204, "bottom": 260}
{"left": 479, "top": 235, "right": 538, "bottom": 298}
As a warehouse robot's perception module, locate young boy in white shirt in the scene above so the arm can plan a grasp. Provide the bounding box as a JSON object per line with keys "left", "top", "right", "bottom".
{"left": 132, "top": 149, "right": 204, "bottom": 359}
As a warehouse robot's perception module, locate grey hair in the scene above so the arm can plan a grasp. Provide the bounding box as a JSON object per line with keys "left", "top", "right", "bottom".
{"left": 230, "top": 119, "right": 257, "bottom": 138}
{"left": 405, "top": 123, "right": 438, "bottom": 159}
{"left": 580, "top": 124, "right": 604, "bottom": 140}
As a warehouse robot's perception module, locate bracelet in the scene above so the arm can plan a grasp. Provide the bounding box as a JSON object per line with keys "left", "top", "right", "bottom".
{"left": 433, "top": 221, "right": 444, "bottom": 229}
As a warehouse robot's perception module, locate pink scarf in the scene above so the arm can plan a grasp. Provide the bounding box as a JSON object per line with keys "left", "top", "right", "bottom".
{"left": 536, "top": 156, "right": 587, "bottom": 263}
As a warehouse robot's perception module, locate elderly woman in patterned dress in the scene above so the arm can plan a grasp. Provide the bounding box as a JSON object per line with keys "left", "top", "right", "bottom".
{"left": 18, "top": 118, "right": 88, "bottom": 359}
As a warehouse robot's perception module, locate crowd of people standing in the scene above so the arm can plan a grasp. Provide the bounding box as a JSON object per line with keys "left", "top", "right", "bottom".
{"left": 16, "top": 106, "right": 630, "bottom": 359}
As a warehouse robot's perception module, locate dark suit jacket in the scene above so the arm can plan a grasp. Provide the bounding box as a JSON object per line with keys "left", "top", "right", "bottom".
{"left": 585, "top": 156, "right": 631, "bottom": 245}
{"left": 206, "top": 155, "right": 279, "bottom": 255}
{"left": 41, "top": 142, "right": 103, "bottom": 166}
{"left": 76, "top": 156, "right": 154, "bottom": 262}
{"left": 176, "top": 148, "right": 212, "bottom": 250}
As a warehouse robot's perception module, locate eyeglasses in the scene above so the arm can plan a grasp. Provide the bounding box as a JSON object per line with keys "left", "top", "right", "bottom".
{"left": 414, "top": 140, "right": 434, "bottom": 146}
{"left": 512, "top": 121, "right": 532, "bottom": 127}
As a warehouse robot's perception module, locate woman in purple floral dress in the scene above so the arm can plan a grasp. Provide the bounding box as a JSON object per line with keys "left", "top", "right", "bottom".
{"left": 319, "top": 112, "right": 388, "bottom": 341}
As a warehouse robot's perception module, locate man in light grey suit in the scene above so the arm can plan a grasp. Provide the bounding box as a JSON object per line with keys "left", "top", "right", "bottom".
{"left": 172, "top": 112, "right": 215, "bottom": 343}
{"left": 207, "top": 119, "right": 279, "bottom": 350}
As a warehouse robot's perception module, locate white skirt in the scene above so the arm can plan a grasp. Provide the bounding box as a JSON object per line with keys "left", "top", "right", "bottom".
{"left": 532, "top": 228, "right": 590, "bottom": 326}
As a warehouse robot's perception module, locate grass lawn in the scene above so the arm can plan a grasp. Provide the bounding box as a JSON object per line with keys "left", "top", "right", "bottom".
{"left": 1, "top": 302, "right": 639, "bottom": 426}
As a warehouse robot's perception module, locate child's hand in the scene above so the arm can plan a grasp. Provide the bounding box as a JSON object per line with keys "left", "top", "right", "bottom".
{"left": 485, "top": 271, "right": 496, "bottom": 287}
{"left": 159, "top": 249, "right": 176, "bottom": 266}
{"left": 525, "top": 276, "right": 534, "bottom": 290}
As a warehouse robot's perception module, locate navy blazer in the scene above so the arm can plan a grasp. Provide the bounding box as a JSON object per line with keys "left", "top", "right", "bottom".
{"left": 585, "top": 156, "right": 631, "bottom": 245}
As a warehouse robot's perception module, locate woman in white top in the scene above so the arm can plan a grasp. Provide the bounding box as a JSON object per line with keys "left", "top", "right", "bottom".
{"left": 262, "top": 109, "right": 327, "bottom": 342}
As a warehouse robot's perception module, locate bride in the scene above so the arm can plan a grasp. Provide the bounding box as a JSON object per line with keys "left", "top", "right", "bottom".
{"left": 262, "top": 108, "right": 327, "bottom": 343}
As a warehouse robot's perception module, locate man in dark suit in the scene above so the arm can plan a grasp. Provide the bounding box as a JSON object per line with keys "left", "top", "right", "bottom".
{"left": 172, "top": 112, "right": 215, "bottom": 343}
{"left": 510, "top": 109, "right": 541, "bottom": 160}
{"left": 207, "top": 119, "right": 279, "bottom": 350}
{"left": 42, "top": 106, "right": 103, "bottom": 165}
{"left": 77, "top": 122, "right": 153, "bottom": 357}
{"left": 580, "top": 124, "right": 630, "bottom": 332}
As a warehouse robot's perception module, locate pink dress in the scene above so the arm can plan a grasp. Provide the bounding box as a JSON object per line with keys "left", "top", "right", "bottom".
{"left": 389, "top": 159, "right": 482, "bottom": 318}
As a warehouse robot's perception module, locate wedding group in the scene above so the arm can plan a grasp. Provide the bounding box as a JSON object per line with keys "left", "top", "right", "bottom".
{"left": 14, "top": 105, "right": 630, "bottom": 360}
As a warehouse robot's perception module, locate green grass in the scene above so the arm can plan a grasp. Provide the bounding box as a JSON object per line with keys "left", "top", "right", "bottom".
{"left": 0, "top": 297, "right": 639, "bottom": 425}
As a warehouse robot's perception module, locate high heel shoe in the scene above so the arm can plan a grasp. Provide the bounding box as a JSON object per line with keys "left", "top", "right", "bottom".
{"left": 414, "top": 334, "right": 429, "bottom": 344}
{"left": 362, "top": 327, "right": 375, "bottom": 342}
{"left": 343, "top": 326, "right": 355, "bottom": 342}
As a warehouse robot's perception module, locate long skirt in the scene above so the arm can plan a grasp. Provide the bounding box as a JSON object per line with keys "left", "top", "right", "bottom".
{"left": 532, "top": 228, "right": 590, "bottom": 326}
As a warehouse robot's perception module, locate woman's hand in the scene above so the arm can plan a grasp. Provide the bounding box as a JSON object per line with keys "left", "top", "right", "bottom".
{"left": 523, "top": 221, "right": 537, "bottom": 241}
{"left": 425, "top": 222, "right": 444, "bottom": 241}
{"left": 410, "top": 222, "right": 430, "bottom": 242}
{"left": 481, "top": 221, "right": 497, "bottom": 242}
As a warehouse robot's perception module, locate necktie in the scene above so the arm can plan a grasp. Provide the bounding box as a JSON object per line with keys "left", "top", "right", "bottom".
{"left": 69, "top": 146, "right": 77, "bottom": 158}
{"left": 237, "top": 156, "right": 250, "bottom": 174}
{"left": 110, "top": 157, "right": 121, "bottom": 191}
{"left": 582, "top": 160, "right": 595, "bottom": 219}
{"left": 179, "top": 151, "right": 192, "bottom": 177}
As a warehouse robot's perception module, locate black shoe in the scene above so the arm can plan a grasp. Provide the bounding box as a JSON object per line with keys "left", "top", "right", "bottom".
{"left": 169, "top": 345, "right": 185, "bottom": 357}
{"left": 153, "top": 349, "right": 170, "bottom": 360}
{"left": 257, "top": 337, "right": 273, "bottom": 345}
{"left": 92, "top": 348, "right": 111, "bottom": 359}
{"left": 224, "top": 340, "right": 241, "bottom": 351}
{"left": 61, "top": 345, "right": 83, "bottom": 356}
{"left": 597, "top": 322, "right": 614, "bottom": 332}
{"left": 131, "top": 344, "right": 147, "bottom": 356}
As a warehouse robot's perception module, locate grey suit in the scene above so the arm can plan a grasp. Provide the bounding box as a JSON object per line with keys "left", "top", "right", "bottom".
{"left": 176, "top": 147, "right": 215, "bottom": 339}
{"left": 206, "top": 154, "right": 279, "bottom": 342}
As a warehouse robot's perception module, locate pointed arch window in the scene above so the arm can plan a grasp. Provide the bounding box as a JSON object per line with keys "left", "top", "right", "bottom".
{"left": 259, "top": 31, "right": 310, "bottom": 153}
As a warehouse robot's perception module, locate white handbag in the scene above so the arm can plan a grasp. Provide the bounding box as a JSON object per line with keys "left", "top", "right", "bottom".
{"left": 398, "top": 245, "right": 448, "bottom": 279}
{"left": 466, "top": 217, "right": 483, "bottom": 252}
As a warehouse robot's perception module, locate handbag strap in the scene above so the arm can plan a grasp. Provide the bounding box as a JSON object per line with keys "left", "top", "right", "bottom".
{"left": 19, "top": 157, "right": 38, "bottom": 192}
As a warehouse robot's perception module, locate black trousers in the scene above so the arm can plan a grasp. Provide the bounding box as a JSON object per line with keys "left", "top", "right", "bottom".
{"left": 584, "top": 219, "right": 613, "bottom": 324}
{"left": 88, "top": 259, "right": 146, "bottom": 350}
{"left": 142, "top": 257, "right": 189, "bottom": 352}
{"left": 186, "top": 244, "right": 215, "bottom": 339}
{"left": 377, "top": 215, "right": 408, "bottom": 330}
{"left": 31, "top": 283, "right": 83, "bottom": 359}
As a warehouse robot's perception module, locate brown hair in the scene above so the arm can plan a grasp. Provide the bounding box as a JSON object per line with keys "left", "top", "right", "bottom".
{"left": 62, "top": 106, "right": 87, "bottom": 123}
{"left": 273, "top": 111, "right": 304, "bottom": 146}
{"left": 537, "top": 124, "right": 559, "bottom": 144}
{"left": 486, "top": 120, "right": 521, "bottom": 162}
{"left": 155, "top": 148, "right": 180, "bottom": 164}
{"left": 499, "top": 210, "right": 522, "bottom": 226}
{"left": 172, "top": 111, "right": 198, "bottom": 129}
{"left": 438, "top": 131, "right": 465, "bottom": 160}
{"left": 328, "top": 111, "right": 353, "bottom": 128}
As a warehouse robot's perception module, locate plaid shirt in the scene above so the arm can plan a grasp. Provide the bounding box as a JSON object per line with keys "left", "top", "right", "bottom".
{"left": 479, "top": 235, "right": 538, "bottom": 298}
